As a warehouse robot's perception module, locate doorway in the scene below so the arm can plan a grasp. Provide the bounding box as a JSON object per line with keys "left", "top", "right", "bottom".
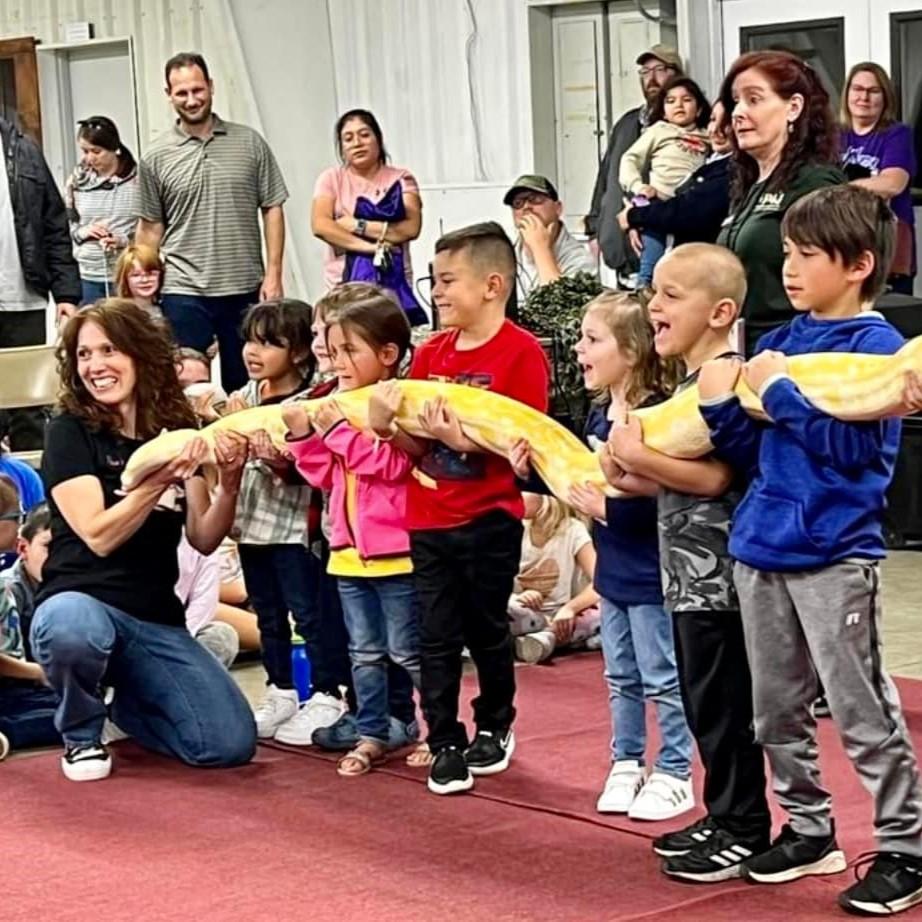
{"left": 0, "top": 37, "right": 42, "bottom": 146}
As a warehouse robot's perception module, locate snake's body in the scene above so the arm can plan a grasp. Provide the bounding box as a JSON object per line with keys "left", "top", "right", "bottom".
{"left": 122, "top": 336, "right": 922, "bottom": 499}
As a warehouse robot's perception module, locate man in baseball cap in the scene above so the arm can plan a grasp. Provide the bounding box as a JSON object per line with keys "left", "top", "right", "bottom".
{"left": 586, "top": 45, "right": 683, "bottom": 283}
{"left": 504, "top": 174, "right": 596, "bottom": 300}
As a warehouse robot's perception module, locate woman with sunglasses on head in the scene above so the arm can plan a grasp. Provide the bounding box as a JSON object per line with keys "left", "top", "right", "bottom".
{"left": 29, "top": 299, "right": 256, "bottom": 782}
{"left": 65, "top": 116, "right": 141, "bottom": 305}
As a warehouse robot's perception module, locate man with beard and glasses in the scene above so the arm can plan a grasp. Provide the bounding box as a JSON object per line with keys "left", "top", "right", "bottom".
{"left": 586, "top": 45, "right": 683, "bottom": 287}
{"left": 136, "top": 52, "right": 289, "bottom": 390}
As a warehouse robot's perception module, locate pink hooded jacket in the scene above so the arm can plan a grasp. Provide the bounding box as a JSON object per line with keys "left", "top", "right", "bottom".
{"left": 287, "top": 420, "right": 413, "bottom": 561}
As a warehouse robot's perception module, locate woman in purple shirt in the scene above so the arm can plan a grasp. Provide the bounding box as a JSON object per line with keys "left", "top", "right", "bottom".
{"left": 840, "top": 62, "right": 917, "bottom": 294}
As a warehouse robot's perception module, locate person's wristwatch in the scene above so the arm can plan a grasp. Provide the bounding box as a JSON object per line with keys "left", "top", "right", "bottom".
{"left": 355, "top": 218, "right": 368, "bottom": 238}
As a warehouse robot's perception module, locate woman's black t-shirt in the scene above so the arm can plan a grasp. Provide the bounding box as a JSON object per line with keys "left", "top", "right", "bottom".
{"left": 36, "top": 413, "right": 186, "bottom": 627}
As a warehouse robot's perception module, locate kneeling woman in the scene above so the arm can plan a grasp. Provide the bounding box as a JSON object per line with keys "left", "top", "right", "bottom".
{"left": 31, "top": 299, "right": 256, "bottom": 781}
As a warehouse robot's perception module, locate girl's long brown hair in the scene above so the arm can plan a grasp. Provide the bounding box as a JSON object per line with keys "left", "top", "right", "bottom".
{"left": 583, "top": 292, "right": 681, "bottom": 408}
{"left": 57, "top": 298, "right": 196, "bottom": 438}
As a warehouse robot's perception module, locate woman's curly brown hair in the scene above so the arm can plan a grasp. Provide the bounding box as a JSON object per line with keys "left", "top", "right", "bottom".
{"left": 57, "top": 298, "right": 196, "bottom": 438}
{"left": 719, "top": 50, "right": 840, "bottom": 206}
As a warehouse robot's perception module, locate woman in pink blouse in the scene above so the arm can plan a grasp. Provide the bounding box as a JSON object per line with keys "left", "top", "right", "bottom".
{"left": 312, "top": 109, "right": 427, "bottom": 324}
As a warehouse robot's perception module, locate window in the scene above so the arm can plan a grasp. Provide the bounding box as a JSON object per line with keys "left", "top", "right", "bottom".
{"left": 740, "top": 17, "right": 845, "bottom": 103}
{"left": 890, "top": 11, "right": 922, "bottom": 192}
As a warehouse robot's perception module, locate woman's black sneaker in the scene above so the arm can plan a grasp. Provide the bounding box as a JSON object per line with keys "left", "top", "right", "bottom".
{"left": 743, "top": 822, "right": 846, "bottom": 883}
{"left": 464, "top": 729, "right": 515, "bottom": 776}
{"left": 427, "top": 746, "right": 473, "bottom": 795}
{"left": 653, "top": 816, "right": 718, "bottom": 857}
{"left": 662, "top": 827, "right": 769, "bottom": 882}
{"left": 838, "top": 852, "right": 922, "bottom": 915}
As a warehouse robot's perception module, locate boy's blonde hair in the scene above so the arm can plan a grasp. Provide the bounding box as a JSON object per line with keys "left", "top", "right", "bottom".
{"left": 583, "top": 291, "right": 681, "bottom": 407}
{"left": 660, "top": 243, "right": 747, "bottom": 312}
{"left": 115, "top": 244, "right": 163, "bottom": 299}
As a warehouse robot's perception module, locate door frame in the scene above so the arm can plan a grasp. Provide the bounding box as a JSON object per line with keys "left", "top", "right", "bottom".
{"left": 0, "top": 36, "right": 41, "bottom": 146}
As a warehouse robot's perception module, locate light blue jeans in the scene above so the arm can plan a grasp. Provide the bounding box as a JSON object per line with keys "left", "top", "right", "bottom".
{"left": 338, "top": 575, "right": 421, "bottom": 745}
{"left": 599, "top": 598, "right": 692, "bottom": 778}
{"left": 30, "top": 592, "right": 256, "bottom": 766}
{"left": 638, "top": 230, "right": 667, "bottom": 286}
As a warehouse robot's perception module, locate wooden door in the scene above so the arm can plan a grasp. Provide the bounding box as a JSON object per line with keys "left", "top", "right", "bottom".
{"left": 0, "top": 37, "right": 41, "bottom": 147}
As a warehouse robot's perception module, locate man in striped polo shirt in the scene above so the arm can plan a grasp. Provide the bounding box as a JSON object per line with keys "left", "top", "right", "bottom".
{"left": 136, "top": 52, "right": 288, "bottom": 390}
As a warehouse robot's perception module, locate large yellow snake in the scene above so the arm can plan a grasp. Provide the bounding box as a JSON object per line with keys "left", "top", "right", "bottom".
{"left": 122, "top": 337, "right": 922, "bottom": 498}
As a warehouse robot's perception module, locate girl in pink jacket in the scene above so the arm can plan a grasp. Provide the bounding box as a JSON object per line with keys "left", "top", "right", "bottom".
{"left": 282, "top": 291, "right": 420, "bottom": 778}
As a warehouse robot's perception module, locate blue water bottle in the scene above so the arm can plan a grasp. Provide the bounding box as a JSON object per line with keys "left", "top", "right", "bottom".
{"left": 291, "top": 633, "right": 312, "bottom": 702}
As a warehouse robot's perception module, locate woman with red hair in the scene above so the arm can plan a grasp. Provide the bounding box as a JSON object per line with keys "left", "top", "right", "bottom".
{"left": 717, "top": 50, "right": 844, "bottom": 353}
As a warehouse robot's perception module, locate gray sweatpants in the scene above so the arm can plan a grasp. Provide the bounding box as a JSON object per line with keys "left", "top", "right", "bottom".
{"left": 734, "top": 559, "right": 922, "bottom": 854}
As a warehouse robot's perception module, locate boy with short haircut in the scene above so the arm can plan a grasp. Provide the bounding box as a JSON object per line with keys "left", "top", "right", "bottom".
{"left": 699, "top": 185, "right": 922, "bottom": 915}
{"left": 372, "top": 221, "right": 550, "bottom": 794}
{"left": 0, "top": 503, "right": 59, "bottom": 759}
{"left": 605, "top": 242, "right": 771, "bottom": 880}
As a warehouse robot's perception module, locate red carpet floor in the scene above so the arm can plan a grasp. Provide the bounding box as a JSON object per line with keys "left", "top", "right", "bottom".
{"left": 4, "top": 653, "right": 921, "bottom": 921}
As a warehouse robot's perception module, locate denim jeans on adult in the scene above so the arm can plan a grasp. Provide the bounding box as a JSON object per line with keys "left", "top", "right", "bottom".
{"left": 338, "top": 574, "right": 421, "bottom": 744}
{"left": 30, "top": 591, "right": 256, "bottom": 765}
{"left": 80, "top": 279, "right": 110, "bottom": 305}
{"left": 411, "top": 510, "right": 523, "bottom": 752}
{"left": 599, "top": 597, "right": 692, "bottom": 779}
{"left": 0, "top": 680, "right": 60, "bottom": 749}
{"left": 637, "top": 230, "right": 667, "bottom": 286}
{"left": 160, "top": 289, "right": 259, "bottom": 391}
{"left": 238, "top": 543, "right": 322, "bottom": 692}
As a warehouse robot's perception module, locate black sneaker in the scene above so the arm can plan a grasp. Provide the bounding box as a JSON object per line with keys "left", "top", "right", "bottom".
{"left": 61, "top": 742, "right": 112, "bottom": 782}
{"left": 427, "top": 746, "right": 473, "bottom": 795}
{"left": 653, "top": 816, "right": 718, "bottom": 857}
{"left": 838, "top": 852, "right": 922, "bottom": 916}
{"left": 464, "top": 729, "right": 516, "bottom": 776}
{"left": 662, "top": 827, "right": 769, "bottom": 883}
{"left": 743, "top": 823, "right": 846, "bottom": 883}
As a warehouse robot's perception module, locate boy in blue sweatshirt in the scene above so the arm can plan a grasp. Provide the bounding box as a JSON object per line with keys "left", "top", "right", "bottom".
{"left": 699, "top": 185, "right": 922, "bottom": 916}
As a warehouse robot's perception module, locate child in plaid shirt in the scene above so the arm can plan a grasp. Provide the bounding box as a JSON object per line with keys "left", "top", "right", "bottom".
{"left": 224, "top": 299, "right": 345, "bottom": 741}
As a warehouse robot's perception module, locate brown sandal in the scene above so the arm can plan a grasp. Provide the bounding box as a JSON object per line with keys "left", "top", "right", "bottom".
{"left": 337, "top": 740, "right": 386, "bottom": 777}
{"left": 405, "top": 742, "right": 433, "bottom": 768}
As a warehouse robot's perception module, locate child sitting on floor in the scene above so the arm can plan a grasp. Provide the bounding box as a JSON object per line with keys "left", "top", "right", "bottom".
{"left": 284, "top": 290, "right": 423, "bottom": 777}
{"left": 0, "top": 503, "right": 59, "bottom": 760}
{"left": 508, "top": 493, "right": 600, "bottom": 664}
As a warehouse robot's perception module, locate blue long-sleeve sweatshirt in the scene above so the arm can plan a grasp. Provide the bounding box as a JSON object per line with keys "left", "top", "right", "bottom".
{"left": 700, "top": 312, "right": 903, "bottom": 571}
{"left": 585, "top": 403, "right": 664, "bottom": 604}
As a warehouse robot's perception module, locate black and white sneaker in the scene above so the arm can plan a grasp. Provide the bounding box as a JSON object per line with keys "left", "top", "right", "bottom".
{"left": 838, "top": 852, "right": 922, "bottom": 916}
{"left": 61, "top": 742, "right": 112, "bottom": 782}
{"left": 464, "top": 729, "right": 515, "bottom": 776}
{"left": 653, "top": 815, "right": 718, "bottom": 857}
{"left": 427, "top": 746, "right": 473, "bottom": 795}
{"left": 743, "top": 823, "right": 846, "bottom": 883}
{"left": 662, "top": 827, "right": 768, "bottom": 883}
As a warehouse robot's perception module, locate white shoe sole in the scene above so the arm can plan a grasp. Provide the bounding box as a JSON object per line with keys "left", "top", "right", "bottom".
{"left": 427, "top": 774, "right": 474, "bottom": 795}
{"left": 842, "top": 887, "right": 922, "bottom": 916}
{"left": 744, "top": 850, "right": 847, "bottom": 884}
{"left": 61, "top": 756, "right": 112, "bottom": 782}
{"left": 467, "top": 733, "right": 516, "bottom": 776}
{"left": 629, "top": 797, "right": 695, "bottom": 822}
{"left": 0, "top": 732, "right": 9, "bottom": 761}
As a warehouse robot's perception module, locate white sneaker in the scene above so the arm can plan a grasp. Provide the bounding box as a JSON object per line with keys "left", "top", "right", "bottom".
{"left": 101, "top": 718, "right": 130, "bottom": 745}
{"left": 273, "top": 691, "right": 346, "bottom": 746}
{"left": 596, "top": 760, "right": 645, "bottom": 813}
{"left": 0, "top": 731, "right": 9, "bottom": 761}
{"left": 628, "top": 771, "right": 695, "bottom": 821}
{"left": 61, "top": 742, "right": 112, "bottom": 782}
{"left": 253, "top": 684, "right": 299, "bottom": 739}
{"left": 514, "top": 630, "right": 556, "bottom": 664}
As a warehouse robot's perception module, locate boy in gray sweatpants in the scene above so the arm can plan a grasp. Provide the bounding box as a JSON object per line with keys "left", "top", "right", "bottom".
{"left": 698, "top": 185, "right": 922, "bottom": 916}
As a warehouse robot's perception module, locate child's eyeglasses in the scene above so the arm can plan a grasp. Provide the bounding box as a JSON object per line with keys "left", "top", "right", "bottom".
{"left": 0, "top": 510, "right": 25, "bottom": 524}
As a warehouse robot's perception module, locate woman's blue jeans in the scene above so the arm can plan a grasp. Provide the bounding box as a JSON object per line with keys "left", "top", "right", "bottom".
{"left": 30, "top": 592, "right": 256, "bottom": 766}
{"left": 338, "top": 575, "right": 421, "bottom": 745}
{"left": 599, "top": 597, "right": 692, "bottom": 778}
